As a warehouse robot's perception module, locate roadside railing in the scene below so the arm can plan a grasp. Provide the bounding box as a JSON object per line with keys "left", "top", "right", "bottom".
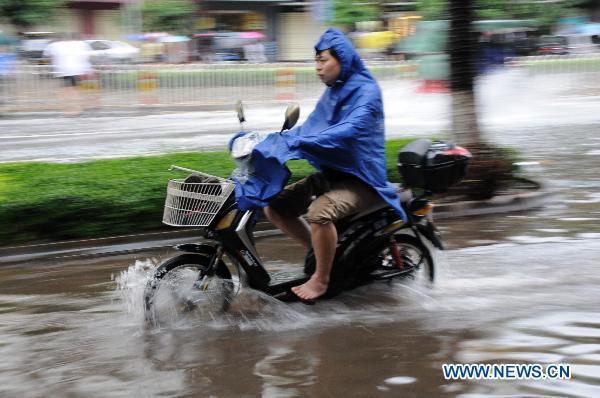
{"left": 1, "top": 61, "right": 417, "bottom": 113}
{"left": 508, "top": 52, "right": 600, "bottom": 74}
{"left": 1, "top": 54, "right": 599, "bottom": 114}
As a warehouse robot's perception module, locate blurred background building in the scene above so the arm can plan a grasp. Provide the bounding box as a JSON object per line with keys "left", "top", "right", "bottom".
{"left": 0, "top": 1, "right": 128, "bottom": 39}
{"left": 2, "top": 0, "right": 424, "bottom": 62}
{"left": 1, "top": 0, "right": 599, "bottom": 63}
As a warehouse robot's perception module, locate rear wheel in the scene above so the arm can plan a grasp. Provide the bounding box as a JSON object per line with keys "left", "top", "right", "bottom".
{"left": 304, "top": 233, "right": 434, "bottom": 298}
{"left": 367, "top": 234, "right": 434, "bottom": 283}
{"left": 144, "top": 254, "right": 234, "bottom": 326}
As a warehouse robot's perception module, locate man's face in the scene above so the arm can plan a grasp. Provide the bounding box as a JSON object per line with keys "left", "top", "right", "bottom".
{"left": 315, "top": 49, "right": 341, "bottom": 86}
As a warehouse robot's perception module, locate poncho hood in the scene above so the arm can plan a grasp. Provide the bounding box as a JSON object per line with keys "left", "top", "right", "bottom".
{"left": 314, "top": 27, "right": 374, "bottom": 85}
{"left": 232, "top": 28, "right": 405, "bottom": 221}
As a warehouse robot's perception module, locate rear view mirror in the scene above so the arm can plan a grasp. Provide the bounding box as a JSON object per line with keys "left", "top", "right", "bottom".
{"left": 235, "top": 100, "right": 246, "bottom": 123}
{"left": 280, "top": 103, "right": 300, "bottom": 132}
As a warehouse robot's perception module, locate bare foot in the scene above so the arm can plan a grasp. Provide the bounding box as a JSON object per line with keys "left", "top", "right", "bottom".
{"left": 291, "top": 276, "right": 328, "bottom": 300}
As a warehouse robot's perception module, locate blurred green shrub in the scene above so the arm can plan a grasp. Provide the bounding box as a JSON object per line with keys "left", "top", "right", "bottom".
{"left": 0, "top": 138, "right": 414, "bottom": 245}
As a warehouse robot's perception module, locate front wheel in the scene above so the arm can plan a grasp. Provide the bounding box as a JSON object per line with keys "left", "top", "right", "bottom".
{"left": 144, "top": 253, "right": 233, "bottom": 326}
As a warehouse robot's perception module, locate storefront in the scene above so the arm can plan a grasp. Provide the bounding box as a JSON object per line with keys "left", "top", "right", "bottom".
{"left": 67, "top": 1, "right": 125, "bottom": 39}
{"left": 199, "top": 0, "right": 283, "bottom": 41}
{"left": 276, "top": 11, "right": 326, "bottom": 61}
{"left": 196, "top": 0, "right": 323, "bottom": 61}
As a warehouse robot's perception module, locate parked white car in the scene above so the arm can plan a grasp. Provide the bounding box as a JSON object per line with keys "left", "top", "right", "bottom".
{"left": 565, "top": 34, "right": 600, "bottom": 54}
{"left": 85, "top": 40, "right": 140, "bottom": 64}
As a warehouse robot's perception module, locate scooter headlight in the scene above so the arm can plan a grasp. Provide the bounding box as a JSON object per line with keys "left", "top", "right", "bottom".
{"left": 230, "top": 131, "right": 265, "bottom": 159}
{"left": 413, "top": 203, "right": 434, "bottom": 217}
{"left": 214, "top": 209, "right": 239, "bottom": 230}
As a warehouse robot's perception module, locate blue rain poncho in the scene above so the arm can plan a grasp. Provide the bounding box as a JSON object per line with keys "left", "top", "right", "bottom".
{"left": 233, "top": 28, "right": 406, "bottom": 221}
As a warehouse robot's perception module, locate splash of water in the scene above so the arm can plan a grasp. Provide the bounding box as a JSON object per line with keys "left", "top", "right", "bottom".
{"left": 112, "top": 259, "right": 310, "bottom": 332}
{"left": 113, "top": 258, "right": 159, "bottom": 326}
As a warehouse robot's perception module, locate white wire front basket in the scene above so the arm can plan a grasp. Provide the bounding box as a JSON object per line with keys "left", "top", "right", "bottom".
{"left": 162, "top": 166, "right": 235, "bottom": 227}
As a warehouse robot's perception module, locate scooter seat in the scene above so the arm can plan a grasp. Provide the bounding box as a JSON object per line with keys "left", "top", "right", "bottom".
{"left": 348, "top": 201, "right": 388, "bottom": 222}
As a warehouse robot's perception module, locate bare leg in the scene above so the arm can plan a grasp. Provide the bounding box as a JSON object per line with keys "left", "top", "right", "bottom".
{"left": 291, "top": 222, "right": 337, "bottom": 300}
{"left": 264, "top": 205, "right": 311, "bottom": 250}
{"left": 62, "top": 86, "right": 83, "bottom": 115}
{"left": 60, "top": 86, "right": 71, "bottom": 115}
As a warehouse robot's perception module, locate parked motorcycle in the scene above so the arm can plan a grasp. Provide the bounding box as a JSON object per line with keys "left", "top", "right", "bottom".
{"left": 143, "top": 103, "right": 471, "bottom": 325}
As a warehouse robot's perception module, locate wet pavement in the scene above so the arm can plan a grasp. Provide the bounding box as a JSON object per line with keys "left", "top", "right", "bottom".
{"left": 1, "top": 69, "right": 600, "bottom": 397}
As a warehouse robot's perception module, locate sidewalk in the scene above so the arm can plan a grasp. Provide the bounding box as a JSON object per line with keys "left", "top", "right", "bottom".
{"left": 0, "top": 185, "right": 557, "bottom": 266}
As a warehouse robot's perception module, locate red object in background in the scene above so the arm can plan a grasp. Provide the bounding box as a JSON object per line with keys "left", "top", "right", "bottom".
{"left": 443, "top": 146, "right": 472, "bottom": 158}
{"left": 538, "top": 46, "right": 569, "bottom": 55}
{"left": 417, "top": 80, "right": 449, "bottom": 93}
{"left": 239, "top": 32, "right": 265, "bottom": 40}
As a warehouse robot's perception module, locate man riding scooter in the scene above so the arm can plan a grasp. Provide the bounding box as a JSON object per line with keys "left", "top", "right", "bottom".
{"left": 233, "top": 28, "right": 406, "bottom": 301}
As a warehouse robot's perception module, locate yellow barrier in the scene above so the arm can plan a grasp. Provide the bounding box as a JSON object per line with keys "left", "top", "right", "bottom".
{"left": 275, "top": 69, "right": 296, "bottom": 100}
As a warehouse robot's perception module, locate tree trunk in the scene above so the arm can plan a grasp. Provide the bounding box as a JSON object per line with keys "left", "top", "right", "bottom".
{"left": 451, "top": 90, "right": 480, "bottom": 147}
{"left": 449, "top": 0, "right": 479, "bottom": 147}
{"left": 449, "top": 0, "right": 510, "bottom": 200}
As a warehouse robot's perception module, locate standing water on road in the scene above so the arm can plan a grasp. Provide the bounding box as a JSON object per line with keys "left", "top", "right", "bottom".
{"left": 1, "top": 70, "right": 600, "bottom": 397}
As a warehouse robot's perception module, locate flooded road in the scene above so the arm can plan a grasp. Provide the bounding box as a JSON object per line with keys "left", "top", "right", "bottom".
{"left": 2, "top": 233, "right": 599, "bottom": 397}
{"left": 2, "top": 70, "right": 600, "bottom": 397}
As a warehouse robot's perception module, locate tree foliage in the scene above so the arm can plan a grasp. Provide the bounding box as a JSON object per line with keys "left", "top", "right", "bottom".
{"left": 0, "top": 0, "right": 65, "bottom": 29}
{"left": 417, "top": 0, "right": 448, "bottom": 21}
{"left": 417, "top": 0, "right": 591, "bottom": 28}
{"left": 475, "top": 0, "right": 581, "bottom": 26}
{"left": 141, "top": 0, "right": 199, "bottom": 34}
{"left": 332, "top": 0, "right": 380, "bottom": 30}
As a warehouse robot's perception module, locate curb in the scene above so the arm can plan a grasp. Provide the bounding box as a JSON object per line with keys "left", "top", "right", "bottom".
{"left": 1, "top": 99, "right": 317, "bottom": 120}
{"left": 0, "top": 104, "right": 238, "bottom": 120}
{"left": 0, "top": 221, "right": 275, "bottom": 265}
{"left": 0, "top": 187, "right": 557, "bottom": 266}
{"left": 434, "top": 187, "right": 558, "bottom": 219}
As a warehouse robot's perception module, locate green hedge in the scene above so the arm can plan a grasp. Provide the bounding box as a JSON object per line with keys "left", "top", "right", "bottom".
{"left": 88, "top": 58, "right": 600, "bottom": 90}
{"left": 83, "top": 58, "right": 600, "bottom": 90}
{"left": 522, "top": 57, "right": 600, "bottom": 73}
{"left": 0, "top": 138, "right": 413, "bottom": 246}
{"left": 95, "top": 65, "right": 415, "bottom": 90}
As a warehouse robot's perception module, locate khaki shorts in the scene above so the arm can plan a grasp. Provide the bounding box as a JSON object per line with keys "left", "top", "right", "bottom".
{"left": 268, "top": 172, "right": 383, "bottom": 224}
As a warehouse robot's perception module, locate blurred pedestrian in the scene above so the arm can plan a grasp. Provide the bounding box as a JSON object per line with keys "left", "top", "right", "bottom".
{"left": 244, "top": 40, "right": 267, "bottom": 63}
{"left": 43, "top": 34, "right": 92, "bottom": 115}
{"left": 0, "top": 43, "right": 17, "bottom": 111}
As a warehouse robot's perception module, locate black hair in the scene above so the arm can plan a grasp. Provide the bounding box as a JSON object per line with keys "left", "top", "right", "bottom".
{"left": 315, "top": 47, "right": 340, "bottom": 62}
